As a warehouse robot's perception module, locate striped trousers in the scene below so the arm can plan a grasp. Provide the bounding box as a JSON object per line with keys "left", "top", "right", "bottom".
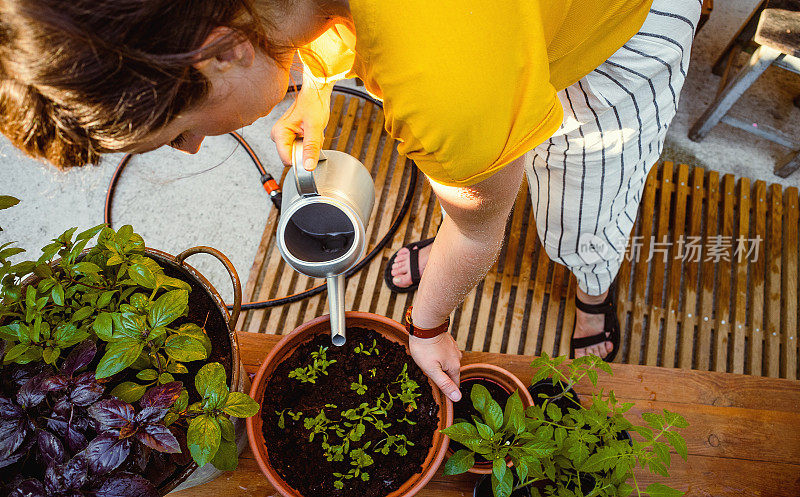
{"left": 526, "top": 0, "right": 702, "bottom": 295}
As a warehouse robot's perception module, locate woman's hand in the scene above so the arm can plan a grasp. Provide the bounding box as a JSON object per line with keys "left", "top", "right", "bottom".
{"left": 409, "top": 333, "right": 463, "bottom": 403}
{"left": 270, "top": 82, "right": 333, "bottom": 171}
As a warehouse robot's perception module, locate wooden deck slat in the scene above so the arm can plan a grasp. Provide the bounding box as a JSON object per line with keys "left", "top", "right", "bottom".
{"left": 782, "top": 188, "right": 799, "bottom": 379}
{"left": 698, "top": 172, "right": 720, "bottom": 371}
{"left": 235, "top": 95, "right": 800, "bottom": 380}
{"left": 750, "top": 181, "right": 768, "bottom": 376}
{"left": 666, "top": 164, "right": 690, "bottom": 369}
{"left": 713, "top": 174, "right": 735, "bottom": 372}
{"left": 767, "top": 184, "right": 783, "bottom": 377}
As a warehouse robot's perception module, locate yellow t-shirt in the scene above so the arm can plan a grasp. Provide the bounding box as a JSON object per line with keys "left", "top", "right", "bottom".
{"left": 300, "top": 0, "right": 653, "bottom": 187}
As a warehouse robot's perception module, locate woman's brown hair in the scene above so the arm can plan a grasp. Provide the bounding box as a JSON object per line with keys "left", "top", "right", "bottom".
{"left": 0, "top": 0, "right": 292, "bottom": 169}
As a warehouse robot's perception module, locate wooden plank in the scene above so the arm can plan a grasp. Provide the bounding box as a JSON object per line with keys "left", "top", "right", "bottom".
{"left": 678, "top": 167, "right": 706, "bottom": 369}
{"left": 540, "top": 263, "right": 566, "bottom": 357}
{"left": 488, "top": 189, "right": 528, "bottom": 353}
{"left": 697, "top": 172, "right": 720, "bottom": 371}
{"left": 750, "top": 181, "right": 768, "bottom": 376}
{"left": 506, "top": 199, "right": 541, "bottom": 355}
{"left": 469, "top": 267, "right": 499, "bottom": 352}
{"left": 237, "top": 207, "right": 280, "bottom": 331}
{"left": 713, "top": 174, "right": 735, "bottom": 372}
{"left": 766, "top": 183, "right": 783, "bottom": 377}
{"left": 630, "top": 170, "right": 659, "bottom": 364}
{"left": 647, "top": 162, "right": 674, "bottom": 366}
{"left": 732, "top": 178, "right": 751, "bottom": 374}
{"left": 782, "top": 187, "right": 799, "bottom": 379}
{"left": 236, "top": 332, "right": 800, "bottom": 412}
{"left": 665, "top": 164, "right": 690, "bottom": 369}
{"left": 523, "top": 244, "right": 552, "bottom": 355}
{"left": 559, "top": 276, "right": 577, "bottom": 357}
{"left": 172, "top": 449, "right": 800, "bottom": 497}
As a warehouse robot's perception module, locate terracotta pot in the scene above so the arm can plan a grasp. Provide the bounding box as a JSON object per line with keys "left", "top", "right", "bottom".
{"left": 454, "top": 363, "right": 534, "bottom": 475}
{"left": 247, "top": 311, "right": 453, "bottom": 497}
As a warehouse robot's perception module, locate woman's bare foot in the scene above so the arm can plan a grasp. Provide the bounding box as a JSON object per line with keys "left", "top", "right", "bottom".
{"left": 390, "top": 242, "right": 433, "bottom": 288}
{"left": 573, "top": 287, "right": 614, "bottom": 359}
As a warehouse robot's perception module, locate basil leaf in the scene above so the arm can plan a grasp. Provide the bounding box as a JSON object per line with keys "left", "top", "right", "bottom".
{"left": 148, "top": 290, "right": 188, "bottom": 329}
{"left": 223, "top": 392, "right": 259, "bottom": 418}
{"left": 210, "top": 439, "right": 238, "bottom": 471}
{"left": 110, "top": 382, "right": 147, "bottom": 403}
{"left": 195, "top": 362, "right": 228, "bottom": 399}
{"left": 442, "top": 449, "right": 474, "bottom": 476}
{"left": 164, "top": 335, "right": 207, "bottom": 362}
{"left": 187, "top": 414, "right": 221, "bottom": 467}
{"left": 95, "top": 340, "right": 144, "bottom": 379}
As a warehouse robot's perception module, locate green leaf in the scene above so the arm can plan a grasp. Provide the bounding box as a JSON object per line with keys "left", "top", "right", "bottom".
{"left": 187, "top": 414, "right": 222, "bottom": 467}
{"left": 96, "top": 290, "right": 116, "bottom": 309}
{"left": 663, "top": 430, "right": 688, "bottom": 460}
{"left": 642, "top": 412, "right": 664, "bottom": 431}
{"left": 148, "top": 290, "right": 188, "bottom": 328}
{"left": 470, "top": 383, "right": 491, "bottom": 415}
{"left": 51, "top": 283, "right": 64, "bottom": 306}
{"left": 218, "top": 416, "right": 236, "bottom": 441}
{"left": 618, "top": 482, "right": 634, "bottom": 497}
{"left": 440, "top": 422, "right": 480, "bottom": 444}
{"left": 42, "top": 347, "right": 61, "bottom": 365}
{"left": 644, "top": 483, "right": 684, "bottom": 497}
{"left": 129, "top": 263, "right": 157, "bottom": 289}
{"left": 503, "top": 391, "right": 524, "bottom": 434}
{"left": 545, "top": 402, "right": 563, "bottom": 422}
{"left": 175, "top": 324, "right": 212, "bottom": 355}
{"left": 653, "top": 441, "right": 671, "bottom": 467}
{"left": 484, "top": 399, "right": 503, "bottom": 432}
{"left": 76, "top": 224, "right": 106, "bottom": 241}
{"left": 95, "top": 339, "right": 144, "bottom": 379}
{"left": 0, "top": 324, "right": 18, "bottom": 341}
{"left": 442, "top": 449, "right": 474, "bottom": 476}
{"left": 475, "top": 421, "right": 494, "bottom": 440}
{"left": 195, "top": 362, "right": 228, "bottom": 399}
{"left": 167, "top": 362, "right": 189, "bottom": 374}
{"left": 223, "top": 392, "right": 259, "bottom": 418}
{"left": 491, "top": 463, "right": 513, "bottom": 497}
{"left": 136, "top": 369, "right": 159, "bottom": 381}
{"left": 211, "top": 439, "right": 239, "bottom": 471}
{"left": 165, "top": 335, "right": 208, "bottom": 362}
{"left": 72, "top": 306, "right": 94, "bottom": 322}
{"left": 73, "top": 262, "right": 101, "bottom": 274}
{"left": 53, "top": 323, "right": 88, "bottom": 348}
{"left": 492, "top": 458, "right": 507, "bottom": 482}
{"left": 4, "top": 343, "right": 30, "bottom": 362}
{"left": 159, "top": 372, "right": 175, "bottom": 384}
{"left": 663, "top": 409, "right": 689, "bottom": 429}
{"left": 111, "top": 381, "right": 147, "bottom": 403}
{"left": 0, "top": 196, "right": 20, "bottom": 210}
{"left": 93, "top": 312, "right": 114, "bottom": 341}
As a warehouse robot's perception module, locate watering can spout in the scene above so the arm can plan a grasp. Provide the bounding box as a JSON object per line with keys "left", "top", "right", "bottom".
{"left": 327, "top": 274, "right": 346, "bottom": 346}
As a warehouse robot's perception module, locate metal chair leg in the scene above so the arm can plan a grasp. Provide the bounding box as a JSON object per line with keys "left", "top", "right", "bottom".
{"left": 690, "top": 45, "right": 784, "bottom": 142}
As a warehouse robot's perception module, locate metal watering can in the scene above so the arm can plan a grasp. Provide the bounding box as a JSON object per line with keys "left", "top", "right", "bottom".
{"left": 276, "top": 139, "right": 375, "bottom": 345}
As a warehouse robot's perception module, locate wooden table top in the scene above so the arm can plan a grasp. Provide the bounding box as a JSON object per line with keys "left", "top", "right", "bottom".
{"left": 173, "top": 332, "right": 800, "bottom": 497}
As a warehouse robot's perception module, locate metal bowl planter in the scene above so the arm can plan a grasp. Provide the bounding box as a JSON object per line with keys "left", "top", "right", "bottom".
{"left": 7, "top": 245, "right": 249, "bottom": 495}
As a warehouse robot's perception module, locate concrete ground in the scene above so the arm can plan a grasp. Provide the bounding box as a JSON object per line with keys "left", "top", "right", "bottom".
{"left": 1, "top": 0, "right": 799, "bottom": 306}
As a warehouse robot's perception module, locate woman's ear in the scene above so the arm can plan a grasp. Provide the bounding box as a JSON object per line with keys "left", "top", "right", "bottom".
{"left": 192, "top": 26, "right": 255, "bottom": 75}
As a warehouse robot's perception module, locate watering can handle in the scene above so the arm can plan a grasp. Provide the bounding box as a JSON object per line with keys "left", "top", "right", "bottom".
{"left": 175, "top": 246, "right": 242, "bottom": 331}
{"left": 292, "top": 138, "right": 326, "bottom": 197}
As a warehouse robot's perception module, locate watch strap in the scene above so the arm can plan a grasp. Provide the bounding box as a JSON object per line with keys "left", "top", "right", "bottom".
{"left": 404, "top": 306, "right": 450, "bottom": 339}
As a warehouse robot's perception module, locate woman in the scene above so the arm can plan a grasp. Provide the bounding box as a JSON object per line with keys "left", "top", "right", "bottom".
{"left": 0, "top": 0, "right": 700, "bottom": 403}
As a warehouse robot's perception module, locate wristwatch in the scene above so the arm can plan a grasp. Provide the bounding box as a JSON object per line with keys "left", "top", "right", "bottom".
{"left": 403, "top": 306, "right": 450, "bottom": 339}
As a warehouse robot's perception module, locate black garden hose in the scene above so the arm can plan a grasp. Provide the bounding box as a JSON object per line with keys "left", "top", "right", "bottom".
{"left": 104, "top": 84, "right": 418, "bottom": 310}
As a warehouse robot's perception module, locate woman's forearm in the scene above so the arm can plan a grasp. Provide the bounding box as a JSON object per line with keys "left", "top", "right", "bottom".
{"left": 410, "top": 214, "right": 507, "bottom": 328}
{"left": 409, "top": 156, "right": 525, "bottom": 329}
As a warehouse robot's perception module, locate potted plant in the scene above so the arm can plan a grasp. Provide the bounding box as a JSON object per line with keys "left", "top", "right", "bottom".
{"left": 451, "top": 363, "right": 535, "bottom": 474}
{"left": 0, "top": 222, "right": 260, "bottom": 496}
{"left": 441, "top": 354, "right": 688, "bottom": 497}
{"left": 247, "top": 311, "right": 453, "bottom": 497}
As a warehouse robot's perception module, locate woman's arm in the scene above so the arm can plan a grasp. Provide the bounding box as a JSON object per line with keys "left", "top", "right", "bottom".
{"left": 409, "top": 155, "right": 526, "bottom": 402}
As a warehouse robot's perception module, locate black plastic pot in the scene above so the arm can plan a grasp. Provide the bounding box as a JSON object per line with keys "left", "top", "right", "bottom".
{"left": 528, "top": 379, "right": 580, "bottom": 413}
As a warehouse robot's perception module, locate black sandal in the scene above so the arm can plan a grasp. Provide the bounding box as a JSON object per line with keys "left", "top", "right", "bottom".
{"left": 570, "top": 284, "right": 621, "bottom": 363}
{"left": 383, "top": 237, "right": 435, "bottom": 293}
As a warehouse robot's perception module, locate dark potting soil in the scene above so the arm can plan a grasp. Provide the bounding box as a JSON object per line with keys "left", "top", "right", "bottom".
{"left": 451, "top": 378, "right": 512, "bottom": 462}
{"left": 528, "top": 380, "right": 580, "bottom": 415}
{"left": 260, "top": 327, "right": 440, "bottom": 497}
